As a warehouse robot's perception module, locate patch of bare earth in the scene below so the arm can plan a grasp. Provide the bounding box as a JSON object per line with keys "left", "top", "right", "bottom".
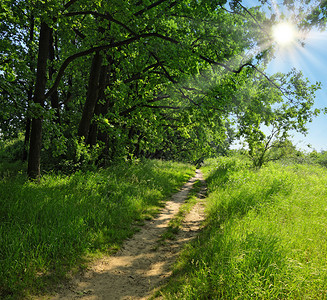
{"left": 44, "top": 170, "right": 206, "bottom": 300}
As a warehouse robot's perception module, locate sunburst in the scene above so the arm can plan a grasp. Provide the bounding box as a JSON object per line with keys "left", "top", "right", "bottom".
{"left": 272, "top": 22, "right": 297, "bottom": 46}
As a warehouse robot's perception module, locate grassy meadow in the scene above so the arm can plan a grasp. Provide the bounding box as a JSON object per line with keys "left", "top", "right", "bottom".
{"left": 159, "top": 157, "right": 327, "bottom": 299}
{"left": 0, "top": 158, "right": 195, "bottom": 299}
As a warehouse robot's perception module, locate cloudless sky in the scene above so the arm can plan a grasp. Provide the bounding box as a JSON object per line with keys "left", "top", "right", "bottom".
{"left": 242, "top": 0, "right": 327, "bottom": 151}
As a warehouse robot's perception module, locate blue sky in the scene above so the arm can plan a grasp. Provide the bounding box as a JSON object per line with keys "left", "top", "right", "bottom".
{"left": 243, "top": 0, "right": 327, "bottom": 151}
{"left": 268, "top": 28, "right": 327, "bottom": 151}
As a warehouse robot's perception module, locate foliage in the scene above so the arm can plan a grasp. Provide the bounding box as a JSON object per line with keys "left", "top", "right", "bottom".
{"left": 0, "top": 0, "right": 321, "bottom": 177}
{"left": 306, "top": 150, "right": 327, "bottom": 167}
{"left": 0, "top": 135, "right": 25, "bottom": 163}
{"left": 236, "top": 69, "right": 321, "bottom": 167}
{"left": 159, "top": 157, "right": 327, "bottom": 299}
{"left": 0, "top": 159, "right": 194, "bottom": 298}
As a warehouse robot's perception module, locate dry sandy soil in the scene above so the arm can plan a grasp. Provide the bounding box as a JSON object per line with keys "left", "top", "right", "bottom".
{"left": 41, "top": 170, "right": 206, "bottom": 300}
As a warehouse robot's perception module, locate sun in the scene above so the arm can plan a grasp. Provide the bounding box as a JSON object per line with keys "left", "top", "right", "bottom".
{"left": 272, "top": 22, "right": 297, "bottom": 46}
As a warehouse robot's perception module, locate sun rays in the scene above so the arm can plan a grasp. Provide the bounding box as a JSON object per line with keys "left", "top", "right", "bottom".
{"left": 272, "top": 22, "right": 297, "bottom": 46}
{"left": 162, "top": 0, "right": 325, "bottom": 110}
{"left": 259, "top": 0, "right": 327, "bottom": 77}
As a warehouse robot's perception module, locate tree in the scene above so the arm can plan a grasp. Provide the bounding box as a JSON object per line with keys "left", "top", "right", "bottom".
{"left": 236, "top": 69, "right": 321, "bottom": 167}
{"left": 27, "top": 21, "right": 51, "bottom": 179}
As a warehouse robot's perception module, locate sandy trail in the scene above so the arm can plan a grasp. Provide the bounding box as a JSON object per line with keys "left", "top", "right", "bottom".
{"left": 48, "top": 170, "right": 206, "bottom": 300}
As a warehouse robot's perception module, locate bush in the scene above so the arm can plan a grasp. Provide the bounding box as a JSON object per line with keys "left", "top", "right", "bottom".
{"left": 0, "top": 136, "right": 24, "bottom": 162}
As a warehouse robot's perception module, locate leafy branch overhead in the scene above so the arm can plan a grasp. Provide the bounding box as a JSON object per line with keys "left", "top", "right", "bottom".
{"left": 0, "top": 0, "right": 322, "bottom": 177}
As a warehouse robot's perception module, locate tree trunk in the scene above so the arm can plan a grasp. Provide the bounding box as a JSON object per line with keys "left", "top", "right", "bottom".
{"left": 27, "top": 21, "right": 51, "bottom": 180}
{"left": 49, "top": 28, "right": 61, "bottom": 123}
{"left": 78, "top": 51, "right": 103, "bottom": 140}
{"left": 87, "top": 64, "right": 109, "bottom": 146}
{"left": 23, "top": 15, "right": 35, "bottom": 162}
{"left": 22, "top": 102, "right": 31, "bottom": 162}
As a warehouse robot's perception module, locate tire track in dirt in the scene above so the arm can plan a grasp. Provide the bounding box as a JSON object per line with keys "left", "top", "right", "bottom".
{"left": 47, "top": 170, "right": 206, "bottom": 300}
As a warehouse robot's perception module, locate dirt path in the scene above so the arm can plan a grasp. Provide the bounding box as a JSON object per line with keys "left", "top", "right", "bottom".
{"left": 47, "top": 170, "right": 206, "bottom": 300}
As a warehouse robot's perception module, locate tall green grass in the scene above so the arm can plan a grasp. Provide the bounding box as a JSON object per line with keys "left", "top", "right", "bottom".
{"left": 0, "top": 159, "right": 195, "bottom": 299}
{"left": 160, "top": 157, "right": 327, "bottom": 299}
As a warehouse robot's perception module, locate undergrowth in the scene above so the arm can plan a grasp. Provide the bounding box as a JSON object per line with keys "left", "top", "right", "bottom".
{"left": 0, "top": 159, "right": 195, "bottom": 299}
{"left": 159, "top": 157, "right": 327, "bottom": 299}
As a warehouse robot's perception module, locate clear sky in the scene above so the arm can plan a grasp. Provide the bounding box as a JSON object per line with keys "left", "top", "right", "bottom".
{"left": 243, "top": 0, "right": 327, "bottom": 151}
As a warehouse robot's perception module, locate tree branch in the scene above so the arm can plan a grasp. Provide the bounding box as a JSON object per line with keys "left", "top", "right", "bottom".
{"left": 124, "top": 62, "right": 161, "bottom": 84}
{"left": 143, "top": 104, "right": 180, "bottom": 109}
{"left": 134, "top": 0, "right": 170, "bottom": 16}
{"left": 63, "top": 0, "right": 79, "bottom": 11}
{"left": 63, "top": 11, "right": 137, "bottom": 35}
{"left": 72, "top": 27, "right": 86, "bottom": 39}
{"left": 44, "top": 33, "right": 178, "bottom": 100}
{"left": 218, "top": 4, "right": 246, "bottom": 17}
{"left": 234, "top": 0, "right": 269, "bottom": 36}
{"left": 197, "top": 53, "right": 290, "bottom": 97}
{"left": 119, "top": 94, "right": 170, "bottom": 116}
{"left": 150, "top": 51, "right": 178, "bottom": 83}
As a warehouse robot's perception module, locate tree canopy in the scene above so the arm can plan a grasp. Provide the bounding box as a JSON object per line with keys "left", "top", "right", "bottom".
{"left": 0, "top": 0, "right": 322, "bottom": 178}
